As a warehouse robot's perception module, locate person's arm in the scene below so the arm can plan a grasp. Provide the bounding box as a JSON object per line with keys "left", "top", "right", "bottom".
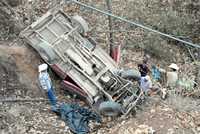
{"left": 138, "top": 64, "right": 142, "bottom": 72}
{"left": 146, "top": 64, "right": 151, "bottom": 73}
{"left": 39, "top": 78, "right": 48, "bottom": 91}
{"left": 159, "top": 68, "right": 166, "bottom": 73}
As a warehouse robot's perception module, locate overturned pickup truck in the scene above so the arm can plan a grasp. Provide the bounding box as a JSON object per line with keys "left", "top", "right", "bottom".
{"left": 20, "top": 9, "right": 142, "bottom": 116}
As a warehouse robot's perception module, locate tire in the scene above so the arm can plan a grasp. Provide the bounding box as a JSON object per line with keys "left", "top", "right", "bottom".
{"left": 99, "top": 101, "right": 122, "bottom": 116}
{"left": 36, "top": 42, "right": 57, "bottom": 63}
{"left": 120, "top": 69, "right": 141, "bottom": 80}
{"left": 72, "top": 15, "right": 89, "bottom": 34}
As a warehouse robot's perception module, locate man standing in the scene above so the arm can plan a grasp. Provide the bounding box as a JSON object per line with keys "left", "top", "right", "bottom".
{"left": 38, "top": 63, "right": 57, "bottom": 111}
{"left": 166, "top": 63, "right": 179, "bottom": 87}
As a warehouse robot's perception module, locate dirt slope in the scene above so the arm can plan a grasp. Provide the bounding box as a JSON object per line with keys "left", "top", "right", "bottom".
{"left": 0, "top": 42, "right": 42, "bottom": 98}
{"left": 0, "top": 42, "right": 70, "bottom": 134}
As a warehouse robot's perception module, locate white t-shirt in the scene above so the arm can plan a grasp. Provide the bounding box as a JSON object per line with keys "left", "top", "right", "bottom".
{"left": 166, "top": 71, "right": 178, "bottom": 87}
{"left": 39, "top": 72, "right": 52, "bottom": 91}
{"left": 140, "top": 75, "right": 152, "bottom": 92}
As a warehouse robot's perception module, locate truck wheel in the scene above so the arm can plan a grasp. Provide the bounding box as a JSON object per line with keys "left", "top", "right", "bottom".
{"left": 37, "top": 42, "right": 57, "bottom": 63}
{"left": 72, "top": 15, "right": 89, "bottom": 34}
{"left": 99, "top": 101, "right": 122, "bottom": 116}
{"left": 120, "top": 69, "right": 141, "bottom": 80}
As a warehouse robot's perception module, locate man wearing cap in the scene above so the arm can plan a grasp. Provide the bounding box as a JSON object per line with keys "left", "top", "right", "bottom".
{"left": 38, "top": 63, "right": 57, "bottom": 110}
{"left": 151, "top": 63, "right": 179, "bottom": 99}
{"left": 159, "top": 63, "right": 179, "bottom": 87}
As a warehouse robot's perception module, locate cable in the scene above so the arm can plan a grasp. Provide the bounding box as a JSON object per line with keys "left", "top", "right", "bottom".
{"left": 67, "top": 0, "right": 200, "bottom": 49}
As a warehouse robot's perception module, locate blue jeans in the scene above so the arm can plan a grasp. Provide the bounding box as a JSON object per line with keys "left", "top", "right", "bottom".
{"left": 47, "top": 88, "right": 57, "bottom": 107}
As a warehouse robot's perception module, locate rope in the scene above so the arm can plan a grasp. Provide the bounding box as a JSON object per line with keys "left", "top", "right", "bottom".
{"left": 0, "top": 98, "right": 48, "bottom": 103}
{"left": 67, "top": 0, "right": 200, "bottom": 49}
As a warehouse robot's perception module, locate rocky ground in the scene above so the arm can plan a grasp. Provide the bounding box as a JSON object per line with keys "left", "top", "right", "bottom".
{"left": 0, "top": 0, "right": 200, "bottom": 134}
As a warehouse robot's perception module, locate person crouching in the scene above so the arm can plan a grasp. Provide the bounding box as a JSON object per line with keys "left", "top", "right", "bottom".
{"left": 138, "top": 55, "right": 152, "bottom": 94}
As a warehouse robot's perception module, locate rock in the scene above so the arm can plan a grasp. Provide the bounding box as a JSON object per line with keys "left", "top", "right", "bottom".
{"left": 58, "top": 121, "right": 66, "bottom": 128}
{"left": 6, "top": 0, "right": 21, "bottom": 7}
{"left": 167, "top": 128, "right": 174, "bottom": 134}
{"left": 8, "top": 105, "right": 22, "bottom": 117}
{"left": 150, "top": 109, "right": 156, "bottom": 113}
{"left": 173, "top": 125, "right": 179, "bottom": 129}
{"left": 197, "top": 127, "right": 200, "bottom": 132}
{"left": 160, "top": 125, "right": 164, "bottom": 128}
{"left": 134, "top": 125, "right": 155, "bottom": 134}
